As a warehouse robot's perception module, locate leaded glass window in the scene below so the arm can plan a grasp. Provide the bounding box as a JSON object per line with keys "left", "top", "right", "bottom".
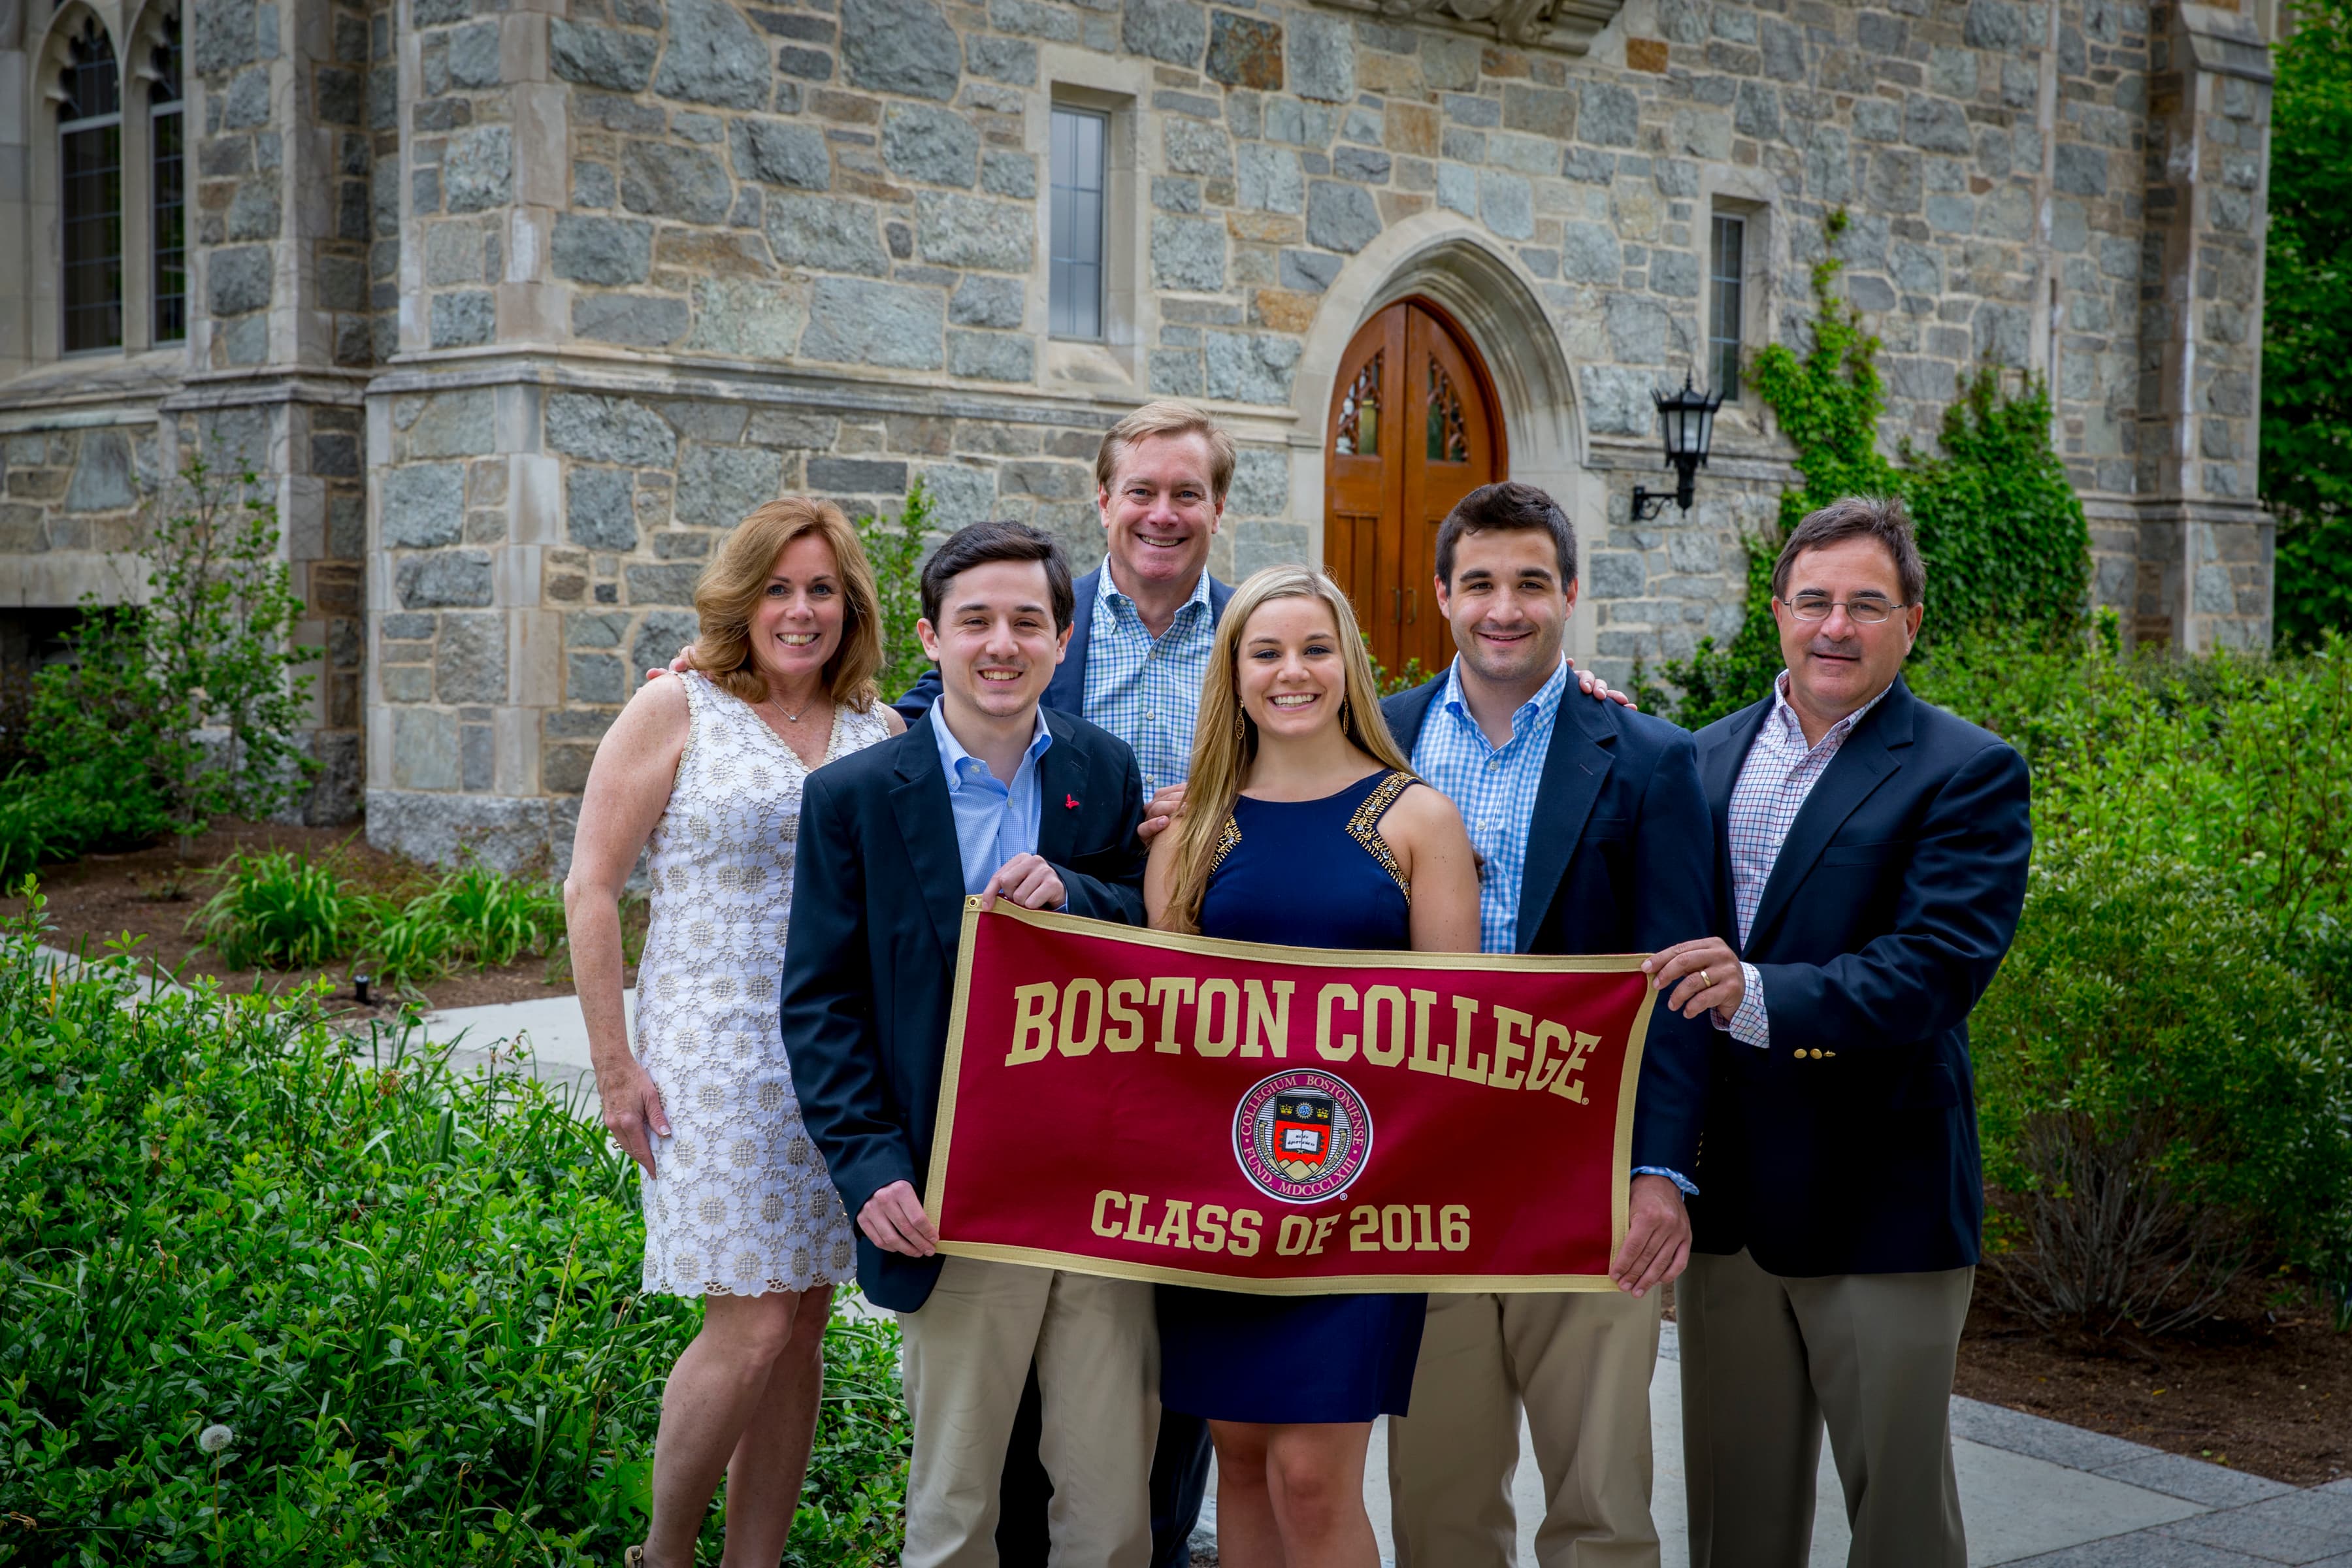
{"left": 60, "top": 16, "right": 123, "bottom": 354}
{"left": 1049, "top": 106, "right": 1107, "bottom": 340}
{"left": 1709, "top": 214, "right": 1745, "bottom": 403}
{"left": 152, "top": 11, "right": 184, "bottom": 344}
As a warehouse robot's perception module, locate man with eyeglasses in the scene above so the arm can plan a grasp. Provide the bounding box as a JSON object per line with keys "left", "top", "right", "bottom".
{"left": 1642, "top": 497, "right": 2031, "bottom": 1568}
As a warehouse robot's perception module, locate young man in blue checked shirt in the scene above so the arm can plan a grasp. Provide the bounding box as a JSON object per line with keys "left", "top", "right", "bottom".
{"left": 1380, "top": 480, "right": 1718, "bottom": 1568}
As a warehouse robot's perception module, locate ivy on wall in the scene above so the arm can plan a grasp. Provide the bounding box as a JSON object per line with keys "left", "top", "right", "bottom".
{"left": 1657, "top": 211, "right": 2091, "bottom": 728}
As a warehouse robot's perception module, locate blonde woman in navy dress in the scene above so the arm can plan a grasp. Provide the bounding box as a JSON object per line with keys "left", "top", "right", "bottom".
{"left": 1146, "top": 566, "right": 1480, "bottom": 1567}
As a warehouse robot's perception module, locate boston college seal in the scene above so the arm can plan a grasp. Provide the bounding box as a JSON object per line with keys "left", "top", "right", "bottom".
{"left": 1233, "top": 1068, "right": 1373, "bottom": 1204}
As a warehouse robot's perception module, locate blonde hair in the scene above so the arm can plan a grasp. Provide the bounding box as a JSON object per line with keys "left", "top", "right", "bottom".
{"left": 689, "top": 497, "right": 883, "bottom": 711}
{"left": 1096, "top": 399, "right": 1238, "bottom": 502}
{"left": 1160, "top": 565, "right": 1411, "bottom": 933}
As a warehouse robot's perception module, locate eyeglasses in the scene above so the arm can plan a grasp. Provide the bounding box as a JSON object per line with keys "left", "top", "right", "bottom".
{"left": 1784, "top": 594, "right": 1910, "bottom": 625}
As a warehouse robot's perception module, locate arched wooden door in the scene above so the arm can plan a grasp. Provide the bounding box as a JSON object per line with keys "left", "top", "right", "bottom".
{"left": 1324, "top": 299, "right": 1506, "bottom": 678}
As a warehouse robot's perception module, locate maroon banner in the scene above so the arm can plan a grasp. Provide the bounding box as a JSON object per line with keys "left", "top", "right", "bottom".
{"left": 924, "top": 902, "right": 1656, "bottom": 1292}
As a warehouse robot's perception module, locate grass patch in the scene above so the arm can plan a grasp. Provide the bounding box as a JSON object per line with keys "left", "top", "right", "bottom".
{"left": 0, "top": 886, "right": 909, "bottom": 1565}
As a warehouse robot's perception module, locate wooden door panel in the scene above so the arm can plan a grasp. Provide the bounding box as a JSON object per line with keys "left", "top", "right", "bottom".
{"left": 1324, "top": 299, "right": 1504, "bottom": 679}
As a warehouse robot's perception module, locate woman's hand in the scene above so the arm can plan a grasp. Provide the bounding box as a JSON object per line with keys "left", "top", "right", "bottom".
{"left": 597, "top": 1054, "right": 672, "bottom": 1178}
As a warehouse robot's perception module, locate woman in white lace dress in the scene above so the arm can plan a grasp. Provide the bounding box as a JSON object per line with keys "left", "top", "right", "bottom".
{"left": 563, "top": 497, "right": 902, "bottom": 1568}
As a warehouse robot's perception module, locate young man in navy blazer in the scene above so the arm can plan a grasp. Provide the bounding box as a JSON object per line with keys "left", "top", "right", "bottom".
{"left": 782, "top": 519, "right": 1157, "bottom": 1567}
{"left": 1648, "top": 497, "right": 2031, "bottom": 1567}
{"left": 1379, "top": 482, "right": 1716, "bottom": 1567}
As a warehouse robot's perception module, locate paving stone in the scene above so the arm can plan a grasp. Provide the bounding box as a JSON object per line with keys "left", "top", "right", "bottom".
{"left": 2155, "top": 1511, "right": 2352, "bottom": 1565}
{"left": 1948, "top": 1398, "right": 2163, "bottom": 1473}
{"left": 2007, "top": 1537, "right": 2264, "bottom": 1567}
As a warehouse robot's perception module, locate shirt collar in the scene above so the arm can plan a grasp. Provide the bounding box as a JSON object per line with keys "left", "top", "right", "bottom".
{"left": 930, "top": 702, "right": 1053, "bottom": 793}
{"left": 1100, "top": 561, "right": 1214, "bottom": 623}
{"left": 1437, "top": 655, "right": 1570, "bottom": 741}
{"left": 1768, "top": 669, "right": 1892, "bottom": 751}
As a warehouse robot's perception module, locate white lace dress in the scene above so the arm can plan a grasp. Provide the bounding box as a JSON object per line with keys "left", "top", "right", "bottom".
{"left": 633, "top": 670, "right": 887, "bottom": 1297}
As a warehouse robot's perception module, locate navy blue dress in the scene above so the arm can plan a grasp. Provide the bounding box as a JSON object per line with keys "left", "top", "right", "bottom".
{"left": 1156, "top": 769, "right": 1429, "bottom": 1425}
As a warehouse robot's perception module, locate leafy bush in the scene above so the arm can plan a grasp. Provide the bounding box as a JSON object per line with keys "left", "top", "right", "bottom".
{"left": 858, "top": 477, "right": 934, "bottom": 704}
{"left": 1660, "top": 211, "right": 2089, "bottom": 727}
{"left": 1970, "top": 849, "right": 2352, "bottom": 1333}
{"left": 191, "top": 847, "right": 376, "bottom": 970}
{"left": 400, "top": 862, "right": 567, "bottom": 971}
{"left": 0, "top": 760, "right": 172, "bottom": 881}
{"left": 29, "top": 454, "right": 317, "bottom": 841}
{"left": 0, "top": 887, "right": 909, "bottom": 1564}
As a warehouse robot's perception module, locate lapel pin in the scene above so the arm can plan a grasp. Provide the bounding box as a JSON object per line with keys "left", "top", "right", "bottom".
{"left": 1066, "top": 794, "right": 1080, "bottom": 810}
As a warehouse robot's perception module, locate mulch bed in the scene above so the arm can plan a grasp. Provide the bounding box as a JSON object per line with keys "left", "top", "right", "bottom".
{"left": 4, "top": 819, "right": 638, "bottom": 1020}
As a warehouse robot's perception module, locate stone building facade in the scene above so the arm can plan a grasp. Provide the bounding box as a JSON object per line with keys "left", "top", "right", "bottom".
{"left": 0, "top": 0, "right": 2281, "bottom": 866}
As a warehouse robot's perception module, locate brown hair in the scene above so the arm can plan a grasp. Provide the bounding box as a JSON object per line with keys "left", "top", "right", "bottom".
{"left": 1158, "top": 565, "right": 1413, "bottom": 934}
{"left": 1435, "top": 480, "right": 1578, "bottom": 587}
{"left": 1095, "top": 399, "right": 1238, "bottom": 502}
{"left": 1771, "top": 495, "right": 1927, "bottom": 606}
{"left": 918, "top": 517, "right": 1076, "bottom": 631}
{"left": 689, "top": 497, "right": 883, "bottom": 711}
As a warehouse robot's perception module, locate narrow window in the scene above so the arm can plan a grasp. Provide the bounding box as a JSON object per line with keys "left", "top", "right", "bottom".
{"left": 1708, "top": 214, "right": 1745, "bottom": 402}
{"left": 151, "top": 12, "right": 184, "bottom": 344}
{"left": 1049, "top": 106, "right": 1107, "bottom": 340}
{"left": 59, "top": 16, "right": 123, "bottom": 353}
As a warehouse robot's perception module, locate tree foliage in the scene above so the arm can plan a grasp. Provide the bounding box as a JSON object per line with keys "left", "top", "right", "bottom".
{"left": 857, "top": 477, "right": 934, "bottom": 704}
{"left": 1661, "top": 211, "right": 2090, "bottom": 727}
{"left": 2264, "top": 0, "right": 2352, "bottom": 649}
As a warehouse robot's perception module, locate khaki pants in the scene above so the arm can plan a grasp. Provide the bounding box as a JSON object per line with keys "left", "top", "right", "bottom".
{"left": 1678, "top": 1248, "right": 1972, "bottom": 1568}
{"left": 896, "top": 1255, "right": 1159, "bottom": 1568}
{"left": 1388, "top": 1290, "right": 1664, "bottom": 1568}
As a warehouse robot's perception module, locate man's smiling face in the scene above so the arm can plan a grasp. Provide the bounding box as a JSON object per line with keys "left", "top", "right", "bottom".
{"left": 1099, "top": 431, "right": 1222, "bottom": 595}
{"left": 1437, "top": 527, "right": 1574, "bottom": 689}
{"left": 917, "top": 559, "right": 1071, "bottom": 723}
{"left": 1771, "top": 535, "right": 1923, "bottom": 723}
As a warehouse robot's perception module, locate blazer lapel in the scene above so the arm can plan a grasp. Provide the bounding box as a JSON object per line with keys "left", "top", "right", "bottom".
{"left": 1702, "top": 696, "right": 1774, "bottom": 935}
{"left": 1382, "top": 676, "right": 1443, "bottom": 755}
{"left": 888, "top": 728, "right": 971, "bottom": 964}
{"left": 1036, "top": 711, "right": 1092, "bottom": 866}
{"left": 1516, "top": 693, "right": 1615, "bottom": 953}
{"left": 1044, "top": 570, "right": 1097, "bottom": 714}
{"left": 1741, "top": 681, "right": 1916, "bottom": 955}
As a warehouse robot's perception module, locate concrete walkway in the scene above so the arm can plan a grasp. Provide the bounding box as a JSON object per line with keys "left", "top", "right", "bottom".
{"left": 401, "top": 990, "right": 2352, "bottom": 1568}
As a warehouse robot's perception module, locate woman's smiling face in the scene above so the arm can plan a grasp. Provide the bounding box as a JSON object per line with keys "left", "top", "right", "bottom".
{"left": 747, "top": 531, "right": 845, "bottom": 691}
{"left": 1236, "top": 595, "right": 1348, "bottom": 742}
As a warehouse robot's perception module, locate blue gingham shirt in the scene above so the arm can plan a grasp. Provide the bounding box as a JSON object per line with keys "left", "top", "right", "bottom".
{"left": 930, "top": 704, "right": 1053, "bottom": 896}
{"left": 1719, "top": 671, "right": 1895, "bottom": 1047}
{"left": 1411, "top": 656, "right": 1694, "bottom": 1196}
{"left": 1081, "top": 566, "right": 1218, "bottom": 792}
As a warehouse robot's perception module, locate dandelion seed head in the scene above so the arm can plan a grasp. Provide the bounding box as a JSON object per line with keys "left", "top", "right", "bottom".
{"left": 199, "top": 1424, "right": 234, "bottom": 1453}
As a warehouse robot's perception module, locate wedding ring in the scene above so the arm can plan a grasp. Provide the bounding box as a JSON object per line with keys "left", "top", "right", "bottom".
{"left": 1701, "top": 968, "right": 1712, "bottom": 988}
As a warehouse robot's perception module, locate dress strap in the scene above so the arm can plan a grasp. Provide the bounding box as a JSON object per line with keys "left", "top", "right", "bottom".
{"left": 1345, "top": 770, "right": 1414, "bottom": 900}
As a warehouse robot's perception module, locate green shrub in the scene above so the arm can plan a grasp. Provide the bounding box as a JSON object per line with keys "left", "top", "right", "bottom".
{"left": 191, "top": 847, "right": 374, "bottom": 970}
{"left": 858, "top": 478, "right": 933, "bottom": 704}
{"left": 0, "top": 760, "right": 171, "bottom": 881}
{"left": 1971, "top": 849, "right": 2352, "bottom": 1332}
{"left": 0, "top": 886, "right": 909, "bottom": 1565}
{"left": 400, "top": 861, "right": 566, "bottom": 970}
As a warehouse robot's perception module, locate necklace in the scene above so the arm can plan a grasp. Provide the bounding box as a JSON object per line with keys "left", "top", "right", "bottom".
{"left": 768, "top": 688, "right": 826, "bottom": 725}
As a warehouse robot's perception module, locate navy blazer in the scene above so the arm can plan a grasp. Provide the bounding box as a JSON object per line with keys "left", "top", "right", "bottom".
{"left": 892, "top": 566, "right": 1238, "bottom": 724}
{"left": 1688, "top": 676, "right": 2031, "bottom": 1277}
{"left": 779, "top": 709, "right": 1149, "bottom": 1311}
{"left": 1383, "top": 674, "right": 1718, "bottom": 1177}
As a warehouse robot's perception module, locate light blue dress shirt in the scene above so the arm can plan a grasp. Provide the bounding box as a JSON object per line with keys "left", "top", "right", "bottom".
{"left": 1080, "top": 565, "right": 1218, "bottom": 792}
{"left": 931, "top": 703, "right": 1054, "bottom": 896}
{"left": 1410, "top": 656, "right": 1696, "bottom": 1198}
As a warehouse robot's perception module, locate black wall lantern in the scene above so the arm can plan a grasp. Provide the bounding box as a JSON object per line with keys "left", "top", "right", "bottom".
{"left": 1629, "top": 372, "right": 1723, "bottom": 521}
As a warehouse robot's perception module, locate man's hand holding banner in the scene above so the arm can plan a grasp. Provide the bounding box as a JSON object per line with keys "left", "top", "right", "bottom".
{"left": 924, "top": 902, "right": 1658, "bottom": 1293}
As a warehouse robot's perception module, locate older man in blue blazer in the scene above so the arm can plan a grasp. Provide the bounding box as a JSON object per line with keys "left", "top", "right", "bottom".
{"left": 1648, "top": 497, "right": 2031, "bottom": 1568}
{"left": 1380, "top": 481, "right": 1716, "bottom": 1568}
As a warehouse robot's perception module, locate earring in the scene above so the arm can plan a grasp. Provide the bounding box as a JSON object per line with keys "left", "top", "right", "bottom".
{"left": 1233, "top": 707, "right": 1247, "bottom": 743}
{"left": 1339, "top": 696, "right": 1352, "bottom": 732}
